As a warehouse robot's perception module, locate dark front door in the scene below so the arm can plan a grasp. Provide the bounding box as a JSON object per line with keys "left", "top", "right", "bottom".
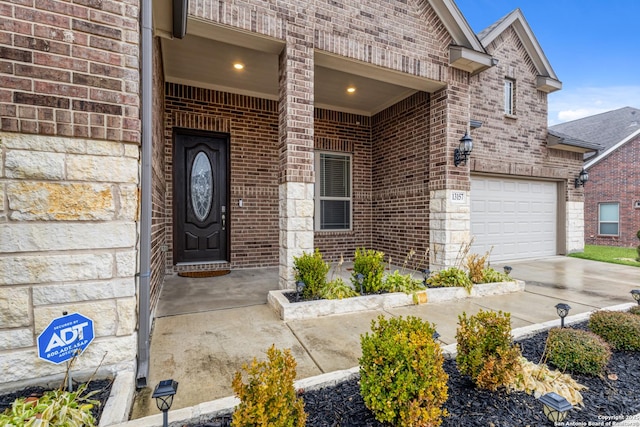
{"left": 174, "top": 129, "right": 229, "bottom": 263}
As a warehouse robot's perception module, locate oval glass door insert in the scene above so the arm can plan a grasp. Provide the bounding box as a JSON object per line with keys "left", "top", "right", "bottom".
{"left": 191, "top": 151, "right": 213, "bottom": 221}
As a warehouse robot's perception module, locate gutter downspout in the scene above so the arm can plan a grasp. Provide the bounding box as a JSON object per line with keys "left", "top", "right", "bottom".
{"left": 136, "top": 0, "right": 152, "bottom": 388}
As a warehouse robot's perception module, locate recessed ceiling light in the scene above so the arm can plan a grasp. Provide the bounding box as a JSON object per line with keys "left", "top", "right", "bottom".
{"left": 233, "top": 63, "right": 245, "bottom": 70}
{"left": 347, "top": 87, "right": 356, "bottom": 94}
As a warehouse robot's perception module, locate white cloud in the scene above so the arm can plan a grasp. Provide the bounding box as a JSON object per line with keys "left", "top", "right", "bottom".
{"left": 548, "top": 86, "right": 640, "bottom": 125}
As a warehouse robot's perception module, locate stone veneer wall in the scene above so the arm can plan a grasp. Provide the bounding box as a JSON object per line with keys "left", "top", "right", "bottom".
{"left": 0, "top": 0, "right": 140, "bottom": 389}
{"left": 0, "top": 132, "right": 139, "bottom": 389}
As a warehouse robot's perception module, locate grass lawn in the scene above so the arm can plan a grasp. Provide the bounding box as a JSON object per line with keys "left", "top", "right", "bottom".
{"left": 568, "top": 244, "right": 640, "bottom": 267}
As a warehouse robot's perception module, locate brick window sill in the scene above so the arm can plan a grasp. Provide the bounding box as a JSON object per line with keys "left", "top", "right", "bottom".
{"left": 504, "top": 113, "right": 518, "bottom": 120}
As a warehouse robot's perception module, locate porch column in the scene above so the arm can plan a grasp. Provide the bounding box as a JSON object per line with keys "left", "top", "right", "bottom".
{"left": 278, "top": 25, "right": 315, "bottom": 290}
{"left": 429, "top": 73, "right": 472, "bottom": 270}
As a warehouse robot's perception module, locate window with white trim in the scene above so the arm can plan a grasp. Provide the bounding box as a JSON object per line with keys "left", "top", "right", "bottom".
{"left": 598, "top": 202, "right": 619, "bottom": 235}
{"left": 315, "top": 152, "right": 352, "bottom": 230}
{"left": 504, "top": 78, "right": 515, "bottom": 115}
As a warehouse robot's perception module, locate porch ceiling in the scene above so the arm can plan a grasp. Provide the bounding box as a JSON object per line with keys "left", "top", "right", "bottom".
{"left": 159, "top": 18, "right": 445, "bottom": 116}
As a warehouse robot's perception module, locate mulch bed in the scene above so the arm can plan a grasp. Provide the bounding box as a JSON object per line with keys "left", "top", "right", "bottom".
{"left": 4, "top": 322, "right": 639, "bottom": 427}
{"left": 0, "top": 378, "right": 113, "bottom": 424}
{"left": 190, "top": 321, "right": 640, "bottom": 427}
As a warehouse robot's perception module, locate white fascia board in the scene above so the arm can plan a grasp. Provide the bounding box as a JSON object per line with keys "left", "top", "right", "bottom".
{"left": 430, "top": 0, "right": 486, "bottom": 52}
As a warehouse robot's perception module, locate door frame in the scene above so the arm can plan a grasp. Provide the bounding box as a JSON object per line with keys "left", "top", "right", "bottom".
{"left": 172, "top": 127, "right": 231, "bottom": 265}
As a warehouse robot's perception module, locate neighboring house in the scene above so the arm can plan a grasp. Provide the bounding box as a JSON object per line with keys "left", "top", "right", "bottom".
{"left": 550, "top": 107, "right": 640, "bottom": 247}
{"left": 0, "top": 1, "right": 588, "bottom": 391}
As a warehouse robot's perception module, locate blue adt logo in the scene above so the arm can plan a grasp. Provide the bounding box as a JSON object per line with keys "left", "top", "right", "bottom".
{"left": 37, "top": 313, "right": 95, "bottom": 364}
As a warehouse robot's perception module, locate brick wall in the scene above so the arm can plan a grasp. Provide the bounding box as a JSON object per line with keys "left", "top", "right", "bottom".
{"left": 314, "top": 109, "right": 372, "bottom": 261}
{"left": 470, "top": 27, "right": 583, "bottom": 184}
{"left": 0, "top": 0, "right": 140, "bottom": 142}
{"left": 585, "top": 136, "right": 640, "bottom": 247}
{"left": 164, "top": 84, "right": 280, "bottom": 271}
{"left": 371, "top": 92, "right": 430, "bottom": 267}
{"left": 150, "top": 37, "right": 165, "bottom": 310}
{"left": 189, "top": 0, "right": 450, "bottom": 83}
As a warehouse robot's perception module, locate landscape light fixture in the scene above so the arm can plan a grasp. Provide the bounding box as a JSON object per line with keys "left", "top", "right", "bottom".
{"left": 296, "top": 281, "right": 306, "bottom": 302}
{"left": 631, "top": 289, "right": 640, "bottom": 305}
{"left": 503, "top": 266, "right": 512, "bottom": 275}
{"left": 539, "top": 392, "right": 573, "bottom": 423}
{"left": 555, "top": 303, "right": 571, "bottom": 328}
{"left": 355, "top": 273, "right": 364, "bottom": 294}
{"left": 432, "top": 330, "right": 441, "bottom": 341}
{"left": 152, "top": 379, "right": 178, "bottom": 427}
{"left": 454, "top": 132, "right": 473, "bottom": 167}
{"left": 574, "top": 169, "right": 589, "bottom": 188}
{"left": 422, "top": 269, "right": 431, "bottom": 287}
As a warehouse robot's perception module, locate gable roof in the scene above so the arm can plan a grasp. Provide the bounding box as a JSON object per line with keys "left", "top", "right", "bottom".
{"left": 477, "top": 9, "right": 561, "bottom": 93}
{"left": 549, "top": 107, "right": 640, "bottom": 168}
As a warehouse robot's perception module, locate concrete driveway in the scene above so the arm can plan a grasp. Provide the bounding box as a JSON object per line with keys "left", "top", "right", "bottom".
{"left": 129, "top": 256, "right": 640, "bottom": 419}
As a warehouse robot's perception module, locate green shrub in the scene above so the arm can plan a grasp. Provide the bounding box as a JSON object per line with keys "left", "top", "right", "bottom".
{"left": 352, "top": 248, "right": 385, "bottom": 294}
{"left": 545, "top": 328, "right": 611, "bottom": 376}
{"left": 456, "top": 310, "right": 522, "bottom": 391}
{"left": 318, "top": 277, "right": 358, "bottom": 300}
{"left": 382, "top": 270, "right": 425, "bottom": 294}
{"left": 589, "top": 310, "right": 640, "bottom": 351}
{"left": 360, "top": 315, "right": 448, "bottom": 427}
{"left": 427, "top": 267, "right": 473, "bottom": 294}
{"left": 481, "top": 267, "right": 513, "bottom": 283}
{"left": 0, "top": 383, "right": 100, "bottom": 426}
{"left": 231, "top": 345, "right": 306, "bottom": 427}
{"left": 630, "top": 306, "right": 640, "bottom": 316}
{"left": 293, "top": 249, "right": 329, "bottom": 299}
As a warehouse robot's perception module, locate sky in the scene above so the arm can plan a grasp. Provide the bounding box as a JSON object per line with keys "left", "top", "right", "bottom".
{"left": 454, "top": 0, "right": 640, "bottom": 125}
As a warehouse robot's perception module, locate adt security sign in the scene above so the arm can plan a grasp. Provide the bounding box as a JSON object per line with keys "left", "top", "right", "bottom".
{"left": 37, "top": 313, "right": 95, "bottom": 364}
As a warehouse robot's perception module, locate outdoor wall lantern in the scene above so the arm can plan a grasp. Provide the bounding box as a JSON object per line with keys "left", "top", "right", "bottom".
{"left": 295, "top": 281, "right": 306, "bottom": 302}
{"left": 574, "top": 168, "right": 589, "bottom": 188}
{"left": 422, "top": 269, "right": 431, "bottom": 287}
{"left": 355, "top": 273, "right": 364, "bottom": 294}
{"left": 454, "top": 132, "right": 473, "bottom": 167}
{"left": 631, "top": 289, "right": 640, "bottom": 305}
{"left": 152, "top": 379, "right": 178, "bottom": 427}
{"left": 503, "top": 266, "right": 513, "bottom": 275}
{"left": 539, "top": 392, "right": 573, "bottom": 423}
{"left": 555, "top": 303, "right": 571, "bottom": 328}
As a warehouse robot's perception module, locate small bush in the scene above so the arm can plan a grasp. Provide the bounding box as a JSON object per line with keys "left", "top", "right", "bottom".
{"left": 231, "top": 345, "right": 306, "bottom": 427}
{"left": 360, "top": 315, "right": 449, "bottom": 427}
{"left": 293, "top": 249, "right": 329, "bottom": 299}
{"left": 545, "top": 328, "right": 611, "bottom": 376}
{"left": 629, "top": 306, "right": 640, "bottom": 316}
{"left": 589, "top": 310, "right": 640, "bottom": 351}
{"left": 382, "top": 270, "right": 425, "bottom": 294}
{"left": 466, "top": 252, "right": 490, "bottom": 284}
{"left": 481, "top": 267, "right": 513, "bottom": 283}
{"left": 352, "top": 248, "right": 385, "bottom": 294}
{"left": 318, "top": 277, "right": 358, "bottom": 300}
{"left": 427, "top": 267, "right": 473, "bottom": 293}
{"left": 456, "top": 310, "right": 522, "bottom": 391}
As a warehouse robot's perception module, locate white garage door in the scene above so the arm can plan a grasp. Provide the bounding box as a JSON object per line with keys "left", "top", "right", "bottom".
{"left": 471, "top": 176, "right": 557, "bottom": 262}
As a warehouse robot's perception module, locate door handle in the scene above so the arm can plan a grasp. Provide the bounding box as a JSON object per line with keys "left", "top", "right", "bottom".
{"left": 222, "top": 214, "right": 226, "bottom": 230}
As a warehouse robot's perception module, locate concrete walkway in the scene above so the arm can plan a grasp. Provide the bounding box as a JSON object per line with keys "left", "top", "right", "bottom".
{"left": 128, "top": 256, "right": 640, "bottom": 420}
